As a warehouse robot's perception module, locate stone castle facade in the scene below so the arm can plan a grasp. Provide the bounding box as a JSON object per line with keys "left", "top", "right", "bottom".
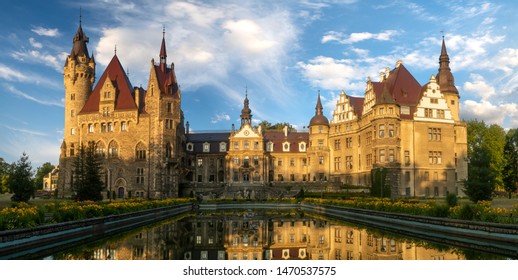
{"left": 58, "top": 20, "right": 467, "bottom": 199}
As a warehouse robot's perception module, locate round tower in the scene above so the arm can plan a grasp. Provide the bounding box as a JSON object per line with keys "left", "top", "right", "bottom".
{"left": 308, "top": 91, "right": 330, "bottom": 181}
{"left": 63, "top": 18, "right": 95, "bottom": 156}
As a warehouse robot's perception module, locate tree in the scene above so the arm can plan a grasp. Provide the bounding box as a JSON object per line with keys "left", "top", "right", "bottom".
{"left": 256, "top": 120, "right": 296, "bottom": 132}
{"left": 0, "top": 157, "right": 11, "bottom": 194}
{"left": 72, "top": 142, "right": 104, "bottom": 201}
{"left": 464, "top": 146, "right": 494, "bottom": 202}
{"left": 8, "top": 153, "right": 35, "bottom": 202}
{"left": 34, "top": 162, "right": 55, "bottom": 190}
{"left": 463, "top": 120, "right": 505, "bottom": 202}
{"left": 502, "top": 129, "right": 518, "bottom": 199}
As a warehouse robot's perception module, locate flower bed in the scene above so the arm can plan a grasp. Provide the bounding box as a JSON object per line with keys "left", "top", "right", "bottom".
{"left": 0, "top": 198, "right": 195, "bottom": 230}
{"left": 305, "top": 198, "right": 518, "bottom": 224}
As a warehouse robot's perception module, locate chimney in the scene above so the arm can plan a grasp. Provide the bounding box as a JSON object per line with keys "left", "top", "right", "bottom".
{"left": 283, "top": 125, "right": 288, "bottom": 137}
{"left": 186, "top": 121, "right": 190, "bottom": 135}
{"left": 135, "top": 88, "right": 140, "bottom": 109}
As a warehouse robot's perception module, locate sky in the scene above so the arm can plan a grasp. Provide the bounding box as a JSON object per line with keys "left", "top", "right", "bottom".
{"left": 1, "top": 0, "right": 518, "bottom": 167}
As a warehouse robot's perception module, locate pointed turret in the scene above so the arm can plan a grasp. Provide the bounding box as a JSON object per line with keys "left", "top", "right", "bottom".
{"left": 240, "top": 94, "right": 252, "bottom": 127}
{"left": 159, "top": 28, "right": 167, "bottom": 72}
{"left": 436, "top": 37, "right": 458, "bottom": 95}
{"left": 309, "top": 92, "right": 329, "bottom": 127}
{"left": 70, "top": 17, "right": 90, "bottom": 59}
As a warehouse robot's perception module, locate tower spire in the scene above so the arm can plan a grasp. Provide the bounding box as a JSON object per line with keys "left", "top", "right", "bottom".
{"left": 436, "top": 36, "right": 458, "bottom": 94}
{"left": 159, "top": 26, "right": 167, "bottom": 70}
{"left": 240, "top": 92, "right": 252, "bottom": 128}
{"left": 70, "top": 10, "right": 89, "bottom": 58}
{"left": 309, "top": 90, "right": 329, "bottom": 127}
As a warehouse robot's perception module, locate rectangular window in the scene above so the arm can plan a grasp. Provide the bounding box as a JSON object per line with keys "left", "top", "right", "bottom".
{"left": 318, "top": 139, "right": 324, "bottom": 148}
{"left": 437, "top": 109, "right": 445, "bottom": 119}
{"left": 254, "top": 141, "right": 259, "bottom": 150}
{"left": 428, "top": 128, "right": 441, "bottom": 141}
{"left": 379, "top": 124, "right": 385, "bottom": 138}
{"left": 253, "top": 156, "right": 259, "bottom": 166}
{"left": 388, "top": 124, "right": 394, "bottom": 137}
{"left": 278, "top": 159, "right": 282, "bottom": 166}
{"left": 101, "top": 123, "right": 106, "bottom": 133}
{"left": 121, "top": 122, "right": 127, "bottom": 131}
{"left": 334, "top": 139, "right": 341, "bottom": 150}
{"left": 88, "top": 124, "right": 94, "bottom": 133}
{"left": 346, "top": 156, "right": 352, "bottom": 170}
{"left": 167, "top": 102, "right": 172, "bottom": 113}
{"left": 430, "top": 98, "right": 438, "bottom": 104}
{"left": 388, "top": 149, "right": 394, "bottom": 162}
{"left": 405, "top": 150, "right": 410, "bottom": 165}
{"left": 244, "top": 140, "right": 249, "bottom": 149}
{"left": 107, "top": 122, "right": 113, "bottom": 132}
{"left": 290, "top": 158, "right": 295, "bottom": 167}
{"left": 429, "top": 151, "right": 442, "bottom": 165}
{"left": 234, "top": 141, "right": 239, "bottom": 150}
{"left": 319, "top": 156, "right": 324, "bottom": 165}
{"left": 197, "top": 158, "right": 203, "bottom": 167}
{"left": 234, "top": 157, "right": 239, "bottom": 165}
{"left": 379, "top": 149, "right": 385, "bottom": 163}
{"left": 334, "top": 157, "right": 341, "bottom": 171}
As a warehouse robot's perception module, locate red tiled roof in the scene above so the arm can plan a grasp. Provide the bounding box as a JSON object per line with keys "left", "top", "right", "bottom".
{"left": 375, "top": 64, "right": 422, "bottom": 106}
{"left": 80, "top": 55, "right": 137, "bottom": 113}
{"left": 153, "top": 64, "right": 180, "bottom": 98}
{"left": 348, "top": 96, "right": 364, "bottom": 118}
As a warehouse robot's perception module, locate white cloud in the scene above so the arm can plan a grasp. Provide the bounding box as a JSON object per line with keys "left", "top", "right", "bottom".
{"left": 463, "top": 73, "right": 495, "bottom": 101}
{"left": 11, "top": 50, "right": 67, "bottom": 72}
{"left": 322, "top": 30, "right": 399, "bottom": 44}
{"left": 2, "top": 124, "right": 47, "bottom": 136}
{"left": 211, "top": 113, "right": 231, "bottom": 123}
{"left": 3, "top": 84, "right": 63, "bottom": 107}
{"left": 29, "top": 37, "right": 43, "bottom": 49}
{"left": 31, "top": 26, "right": 60, "bottom": 37}
{"left": 223, "top": 19, "right": 278, "bottom": 53}
{"left": 461, "top": 99, "right": 518, "bottom": 127}
{"left": 0, "top": 64, "right": 30, "bottom": 82}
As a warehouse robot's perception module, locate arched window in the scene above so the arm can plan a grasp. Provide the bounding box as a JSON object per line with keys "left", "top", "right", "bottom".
{"left": 108, "top": 141, "right": 119, "bottom": 158}
{"left": 95, "top": 141, "right": 106, "bottom": 158}
{"left": 136, "top": 142, "right": 146, "bottom": 160}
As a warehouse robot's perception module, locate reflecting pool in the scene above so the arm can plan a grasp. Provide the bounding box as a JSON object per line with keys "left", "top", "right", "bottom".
{"left": 45, "top": 209, "right": 507, "bottom": 260}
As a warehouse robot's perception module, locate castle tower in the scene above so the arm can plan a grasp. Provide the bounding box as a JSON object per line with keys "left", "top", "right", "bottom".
{"left": 62, "top": 17, "right": 95, "bottom": 156}
{"left": 436, "top": 37, "right": 460, "bottom": 121}
{"left": 240, "top": 94, "right": 252, "bottom": 128}
{"left": 308, "top": 92, "right": 330, "bottom": 181}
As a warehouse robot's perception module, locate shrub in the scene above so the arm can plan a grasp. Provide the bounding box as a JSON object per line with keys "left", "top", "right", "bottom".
{"left": 446, "top": 193, "right": 458, "bottom": 207}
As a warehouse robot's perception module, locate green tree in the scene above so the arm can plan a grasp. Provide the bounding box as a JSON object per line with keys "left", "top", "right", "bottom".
{"left": 0, "top": 157, "right": 12, "bottom": 194}
{"left": 464, "top": 146, "right": 494, "bottom": 202}
{"left": 34, "top": 162, "right": 55, "bottom": 190}
{"left": 8, "top": 152, "right": 35, "bottom": 202}
{"left": 256, "top": 120, "right": 296, "bottom": 132}
{"left": 72, "top": 142, "right": 104, "bottom": 201}
{"left": 464, "top": 120, "right": 505, "bottom": 202}
{"left": 502, "top": 129, "right": 518, "bottom": 199}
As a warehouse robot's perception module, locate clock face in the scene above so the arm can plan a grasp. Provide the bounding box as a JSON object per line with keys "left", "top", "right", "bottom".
{"left": 244, "top": 130, "right": 249, "bottom": 136}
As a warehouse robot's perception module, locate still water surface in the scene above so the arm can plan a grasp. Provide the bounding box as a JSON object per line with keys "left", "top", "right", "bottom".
{"left": 45, "top": 210, "right": 506, "bottom": 260}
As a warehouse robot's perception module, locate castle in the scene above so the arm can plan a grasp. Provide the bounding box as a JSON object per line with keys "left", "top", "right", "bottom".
{"left": 57, "top": 20, "right": 467, "bottom": 199}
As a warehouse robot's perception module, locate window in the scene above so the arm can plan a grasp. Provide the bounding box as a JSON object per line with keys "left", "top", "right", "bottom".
{"left": 70, "top": 128, "right": 75, "bottom": 135}
{"left": 88, "top": 124, "right": 94, "bottom": 133}
{"left": 253, "top": 156, "right": 259, "bottom": 166}
{"left": 266, "top": 142, "right": 273, "bottom": 152}
{"left": 136, "top": 142, "right": 146, "bottom": 160}
{"left": 197, "top": 158, "right": 203, "bottom": 167}
{"left": 318, "top": 139, "right": 324, "bottom": 148}
{"left": 334, "top": 139, "right": 341, "bottom": 150}
{"left": 379, "top": 108, "right": 384, "bottom": 115}
{"left": 430, "top": 98, "right": 438, "bottom": 104}
{"left": 346, "top": 137, "right": 352, "bottom": 148}
{"left": 283, "top": 142, "right": 290, "bottom": 152}
{"left": 234, "top": 157, "right": 240, "bottom": 165}
{"left": 219, "top": 142, "right": 226, "bottom": 152}
{"left": 302, "top": 158, "right": 307, "bottom": 166}
{"left": 121, "top": 122, "right": 127, "bottom": 131}
{"left": 71, "top": 110, "right": 75, "bottom": 118}
{"left": 319, "top": 156, "right": 324, "bottom": 165}
{"left": 186, "top": 143, "right": 193, "bottom": 152}
{"left": 167, "top": 102, "right": 172, "bottom": 113}
{"left": 346, "top": 156, "right": 352, "bottom": 169}
{"left": 389, "top": 149, "right": 395, "bottom": 162}
{"left": 203, "top": 143, "right": 210, "bottom": 153}
{"left": 254, "top": 141, "right": 259, "bottom": 150}
{"left": 388, "top": 124, "right": 394, "bottom": 137}
{"left": 425, "top": 108, "right": 432, "bottom": 118}
{"left": 277, "top": 159, "right": 282, "bottom": 167}
{"left": 290, "top": 158, "right": 295, "bottom": 167}
{"left": 451, "top": 100, "right": 455, "bottom": 105}
{"left": 101, "top": 123, "right": 106, "bottom": 133}
{"left": 95, "top": 142, "right": 105, "bottom": 157}
{"left": 136, "top": 168, "right": 144, "bottom": 184}
{"left": 107, "top": 122, "right": 113, "bottom": 132}
{"left": 437, "top": 109, "right": 445, "bottom": 119}
{"left": 405, "top": 150, "right": 410, "bottom": 165}
{"left": 234, "top": 141, "right": 239, "bottom": 150}
{"left": 379, "top": 124, "right": 385, "bottom": 138}
{"left": 334, "top": 157, "right": 341, "bottom": 171}
{"left": 424, "top": 171, "right": 430, "bottom": 181}
{"left": 429, "top": 151, "right": 442, "bottom": 165}
{"left": 244, "top": 140, "right": 250, "bottom": 149}
{"left": 428, "top": 128, "right": 441, "bottom": 141}
{"left": 108, "top": 141, "right": 119, "bottom": 158}
{"left": 70, "top": 94, "right": 75, "bottom": 100}
{"left": 379, "top": 149, "right": 385, "bottom": 163}
{"left": 299, "top": 142, "right": 306, "bottom": 152}
{"left": 165, "top": 143, "right": 172, "bottom": 158}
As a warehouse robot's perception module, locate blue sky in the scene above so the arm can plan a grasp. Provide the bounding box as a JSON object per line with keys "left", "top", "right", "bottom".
{"left": 1, "top": 0, "right": 518, "bottom": 167}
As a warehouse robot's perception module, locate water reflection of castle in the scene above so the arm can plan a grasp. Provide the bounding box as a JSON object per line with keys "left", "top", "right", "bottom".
{"left": 55, "top": 212, "right": 463, "bottom": 260}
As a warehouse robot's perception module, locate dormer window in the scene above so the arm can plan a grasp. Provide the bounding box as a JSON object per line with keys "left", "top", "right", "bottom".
{"left": 266, "top": 142, "right": 274, "bottom": 152}
{"left": 283, "top": 142, "right": 290, "bottom": 152}
{"left": 219, "top": 142, "right": 227, "bottom": 152}
{"left": 186, "top": 143, "right": 194, "bottom": 152}
{"left": 299, "top": 142, "right": 306, "bottom": 152}
{"left": 203, "top": 142, "right": 210, "bottom": 153}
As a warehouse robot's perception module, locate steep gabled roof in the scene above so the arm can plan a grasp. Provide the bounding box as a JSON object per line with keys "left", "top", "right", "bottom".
{"left": 373, "top": 64, "right": 422, "bottom": 106}
{"left": 80, "top": 54, "right": 136, "bottom": 113}
{"left": 263, "top": 131, "right": 309, "bottom": 153}
{"left": 348, "top": 96, "right": 365, "bottom": 117}
{"left": 153, "top": 64, "right": 180, "bottom": 98}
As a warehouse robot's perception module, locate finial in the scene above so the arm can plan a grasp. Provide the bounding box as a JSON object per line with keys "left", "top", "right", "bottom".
{"left": 245, "top": 85, "right": 248, "bottom": 95}
{"left": 79, "top": 6, "right": 82, "bottom": 25}
{"left": 127, "top": 68, "right": 129, "bottom": 76}
{"left": 114, "top": 44, "right": 117, "bottom": 55}
{"left": 440, "top": 30, "right": 444, "bottom": 39}
{"left": 162, "top": 25, "right": 165, "bottom": 37}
